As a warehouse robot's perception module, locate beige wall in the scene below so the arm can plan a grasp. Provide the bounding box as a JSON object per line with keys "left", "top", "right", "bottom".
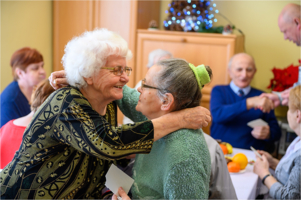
{"left": 2, "top": 1, "right": 299, "bottom": 93}
{"left": 160, "top": 1, "right": 300, "bottom": 92}
{"left": 1, "top": 1, "right": 52, "bottom": 92}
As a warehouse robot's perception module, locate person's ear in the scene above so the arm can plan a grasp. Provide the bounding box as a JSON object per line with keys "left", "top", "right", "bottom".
{"left": 15, "top": 68, "right": 24, "bottom": 79}
{"left": 227, "top": 67, "right": 233, "bottom": 79}
{"left": 83, "top": 76, "right": 93, "bottom": 85}
{"left": 294, "top": 18, "right": 301, "bottom": 30}
{"left": 296, "top": 109, "right": 301, "bottom": 123}
{"left": 161, "top": 93, "right": 174, "bottom": 111}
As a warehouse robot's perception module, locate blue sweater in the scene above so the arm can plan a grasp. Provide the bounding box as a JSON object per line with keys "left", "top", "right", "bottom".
{"left": 210, "top": 85, "right": 281, "bottom": 151}
{"left": 0, "top": 81, "right": 30, "bottom": 128}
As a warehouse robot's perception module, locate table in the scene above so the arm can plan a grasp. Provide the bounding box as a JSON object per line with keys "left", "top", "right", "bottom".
{"left": 230, "top": 148, "right": 269, "bottom": 200}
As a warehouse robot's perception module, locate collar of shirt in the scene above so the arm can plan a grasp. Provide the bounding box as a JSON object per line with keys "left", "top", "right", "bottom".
{"left": 229, "top": 81, "right": 251, "bottom": 96}
{"left": 278, "top": 136, "right": 300, "bottom": 165}
{"left": 285, "top": 136, "right": 301, "bottom": 157}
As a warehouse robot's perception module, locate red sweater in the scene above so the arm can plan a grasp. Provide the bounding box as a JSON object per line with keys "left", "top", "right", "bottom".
{"left": 0, "top": 120, "right": 26, "bottom": 169}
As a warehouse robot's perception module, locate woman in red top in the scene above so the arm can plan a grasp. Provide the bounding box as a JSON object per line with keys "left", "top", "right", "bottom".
{"left": 0, "top": 79, "right": 54, "bottom": 169}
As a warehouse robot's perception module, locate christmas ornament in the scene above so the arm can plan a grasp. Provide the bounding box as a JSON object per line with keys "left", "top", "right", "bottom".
{"left": 163, "top": 0, "right": 218, "bottom": 32}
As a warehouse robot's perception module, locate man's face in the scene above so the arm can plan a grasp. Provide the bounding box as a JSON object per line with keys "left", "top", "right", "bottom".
{"left": 228, "top": 54, "right": 256, "bottom": 89}
{"left": 278, "top": 16, "right": 301, "bottom": 46}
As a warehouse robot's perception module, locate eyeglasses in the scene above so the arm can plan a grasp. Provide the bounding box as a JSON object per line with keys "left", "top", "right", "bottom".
{"left": 102, "top": 66, "right": 132, "bottom": 76}
{"left": 141, "top": 78, "right": 162, "bottom": 90}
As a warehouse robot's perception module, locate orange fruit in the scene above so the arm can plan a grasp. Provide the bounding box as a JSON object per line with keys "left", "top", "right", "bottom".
{"left": 232, "top": 153, "right": 248, "bottom": 170}
{"left": 227, "top": 162, "right": 240, "bottom": 173}
{"left": 219, "top": 144, "right": 228, "bottom": 155}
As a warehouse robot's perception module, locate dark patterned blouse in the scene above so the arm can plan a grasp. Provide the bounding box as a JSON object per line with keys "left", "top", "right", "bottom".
{"left": 0, "top": 86, "right": 154, "bottom": 199}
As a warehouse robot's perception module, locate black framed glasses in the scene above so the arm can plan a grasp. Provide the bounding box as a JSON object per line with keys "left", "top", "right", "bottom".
{"left": 102, "top": 66, "right": 132, "bottom": 76}
{"left": 141, "top": 78, "right": 162, "bottom": 90}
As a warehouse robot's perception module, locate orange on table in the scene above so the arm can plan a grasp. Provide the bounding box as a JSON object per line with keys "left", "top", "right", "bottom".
{"left": 232, "top": 153, "right": 248, "bottom": 170}
{"left": 219, "top": 144, "right": 228, "bottom": 155}
{"left": 227, "top": 162, "right": 240, "bottom": 173}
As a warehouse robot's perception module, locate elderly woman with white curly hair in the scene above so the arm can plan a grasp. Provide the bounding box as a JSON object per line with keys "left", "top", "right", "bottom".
{"left": 0, "top": 29, "right": 211, "bottom": 199}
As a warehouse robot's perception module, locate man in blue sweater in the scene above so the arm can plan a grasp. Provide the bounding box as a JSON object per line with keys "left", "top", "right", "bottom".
{"left": 210, "top": 53, "right": 281, "bottom": 153}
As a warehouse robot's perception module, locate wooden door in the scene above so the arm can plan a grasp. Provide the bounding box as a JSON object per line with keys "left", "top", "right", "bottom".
{"left": 53, "top": 1, "right": 94, "bottom": 71}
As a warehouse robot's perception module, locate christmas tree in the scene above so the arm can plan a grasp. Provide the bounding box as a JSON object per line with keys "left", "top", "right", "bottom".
{"left": 163, "top": 0, "right": 218, "bottom": 32}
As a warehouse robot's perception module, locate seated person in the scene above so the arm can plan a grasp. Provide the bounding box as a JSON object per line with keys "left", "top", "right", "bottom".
{"left": 253, "top": 85, "right": 301, "bottom": 199}
{"left": 204, "top": 134, "right": 237, "bottom": 199}
{"left": 117, "top": 58, "right": 212, "bottom": 199}
{"left": 0, "top": 79, "right": 55, "bottom": 169}
{"left": 114, "top": 133, "right": 237, "bottom": 199}
{"left": 0, "top": 47, "right": 46, "bottom": 128}
{"left": 123, "top": 49, "right": 172, "bottom": 124}
{"left": 210, "top": 53, "right": 281, "bottom": 153}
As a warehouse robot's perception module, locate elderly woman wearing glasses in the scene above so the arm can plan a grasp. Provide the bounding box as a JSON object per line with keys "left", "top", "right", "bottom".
{"left": 116, "top": 59, "right": 212, "bottom": 199}
{"left": 0, "top": 29, "right": 210, "bottom": 199}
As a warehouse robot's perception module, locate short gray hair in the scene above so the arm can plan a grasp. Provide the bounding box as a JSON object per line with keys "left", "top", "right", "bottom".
{"left": 62, "top": 28, "right": 132, "bottom": 88}
{"left": 147, "top": 49, "right": 172, "bottom": 68}
{"left": 154, "top": 58, "right": 212, "bottom": 111}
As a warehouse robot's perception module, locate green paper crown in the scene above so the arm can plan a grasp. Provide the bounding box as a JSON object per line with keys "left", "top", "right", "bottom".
{"left": 189, "top": 63, "right": 211, "bottom": 90}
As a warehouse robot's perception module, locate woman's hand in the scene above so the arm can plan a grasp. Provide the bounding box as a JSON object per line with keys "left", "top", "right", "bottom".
{"left": 112, "top": 187, "right": 131, "bottom": 200}
{"left": 48, "top": 70, "right": 68, "bottom": 90}
{"left": 152, "top": 106, "right": 211, "bottom": 141}
{"left": 181, "top": 106, "right": 211, "bottom": 129}
{"left": 257, "top": 150, "right": 279, "bottom": 170}
{"left": 253, "top": 154, "right": 270, "bottom": 179}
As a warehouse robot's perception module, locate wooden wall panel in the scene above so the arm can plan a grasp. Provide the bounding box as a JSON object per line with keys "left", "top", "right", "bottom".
{"left": 53, "top": 1, "right": 94, "bottom": 71}
{"left": 137, "top": 1, "right": 161, "bottom": 29}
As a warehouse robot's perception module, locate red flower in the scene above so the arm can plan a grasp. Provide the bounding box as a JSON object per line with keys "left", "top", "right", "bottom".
{"left": 267, "top": 61, "right": 299, "bottom": 92}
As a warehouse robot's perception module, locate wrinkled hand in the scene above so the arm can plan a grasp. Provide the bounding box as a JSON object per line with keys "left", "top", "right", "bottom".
{"left": 253, "top": 155, "right": 270, "bottom": 179}
{"left": 48, "top": 70, "right": 68, "bottom": 90}
{"left": 260, "top": 93, "right": 280, "bottom": 107}
{"left": 112, "top": 187, "right": 131, "bottom": 200}
{"left": 181, "top": 106, "right": 211, "bottom": 129}
{"left": 281, "top": 88, "right": 291, "bottom": 106}
{"left": 257, "top": 97, "right": 274, "bottom": 113}
{"left": 247, "top": 96, "right": 274, "bottom": 113}
{"left": 257, "top": 150, "right": 279, "bottom": 170}
{"left": 125, "top": 154, "right": 136, "bottom": 159}
{"left": 257, "top": 150, "right": 273, "bottom": 165}
{"left": 251, "top": 126, "right": 270, "bottom": 140}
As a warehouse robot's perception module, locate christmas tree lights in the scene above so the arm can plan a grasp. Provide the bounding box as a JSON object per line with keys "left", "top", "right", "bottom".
{"left": 163, "top": 0, "right": 218, "bottom": 32}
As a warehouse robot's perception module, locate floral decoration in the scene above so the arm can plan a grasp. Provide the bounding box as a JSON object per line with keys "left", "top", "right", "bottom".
{"left": 267, "top": 60, "right": 300, "bottom": 92}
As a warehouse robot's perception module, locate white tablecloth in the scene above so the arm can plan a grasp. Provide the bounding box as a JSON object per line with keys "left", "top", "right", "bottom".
{"left": 230, "top": 148, "right": 269, "bottom": 200}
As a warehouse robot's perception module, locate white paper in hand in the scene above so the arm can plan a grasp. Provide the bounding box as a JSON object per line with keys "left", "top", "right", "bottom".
{"left": 105, "top": 164, "right": 134, "bottom": 197}
{"left": 247, "top": 119, "right": 268, "bottom": 128}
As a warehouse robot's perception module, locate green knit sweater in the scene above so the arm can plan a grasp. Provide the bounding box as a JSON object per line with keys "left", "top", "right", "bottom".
{"left": 117, "top": 86, "right": 211, "bottom": 199}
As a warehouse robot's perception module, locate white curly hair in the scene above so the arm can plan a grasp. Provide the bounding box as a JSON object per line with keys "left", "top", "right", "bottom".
{"left": 62, "top": 28, "right": 132, "bottom": 88}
